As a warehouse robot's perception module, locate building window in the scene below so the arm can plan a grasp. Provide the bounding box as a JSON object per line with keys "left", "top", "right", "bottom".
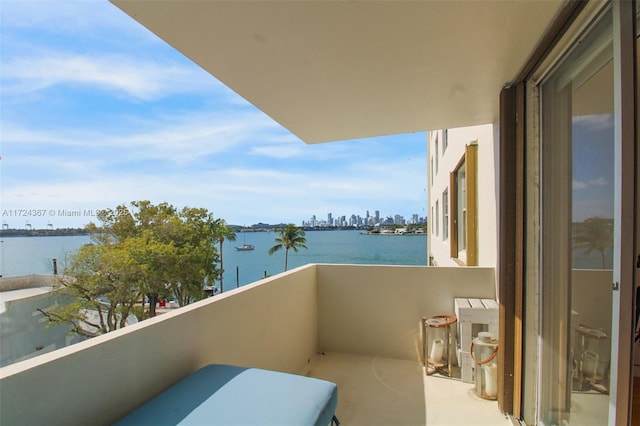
{"left": 431, "top": 206, "right": 434, "bottom": 235}
{"left": 435, "top": 135, "right": 439, "bottom": 174}
{"left": 430, "top": 157, "right": 434, "bottom": 186}
{"left": 457, "top": 163, "right": 466, "bottom": 251}
{"left": 442, "top": 188, "right": 449, "bottom": 240}
{"left": 442, "top": 129, "right": 448, "bottom": 153}
{"left": 435, "top": 199, "right": 439, "bottom": 237}
{"left": 450, "top": 144, "right": 477, "bottom": 265}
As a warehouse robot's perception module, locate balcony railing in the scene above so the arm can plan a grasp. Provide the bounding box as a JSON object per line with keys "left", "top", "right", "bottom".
{"left": 1, "top": 264, "right": 499, "bottom": 425}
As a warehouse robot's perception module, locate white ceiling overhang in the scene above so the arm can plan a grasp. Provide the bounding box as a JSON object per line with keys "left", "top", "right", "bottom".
{"left": 111, "top": 0, "right": 564, "bottom": 144}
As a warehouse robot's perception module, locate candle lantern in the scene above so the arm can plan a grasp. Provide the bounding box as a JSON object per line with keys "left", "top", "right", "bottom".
{"left": 471, "top": 332, "right": 499, "bottom": 399}
{"left": 422, "top": 314, "right": 457, "bottom": 376}
{"left": 573, "top": 325, "right": 607, "bottom": 391}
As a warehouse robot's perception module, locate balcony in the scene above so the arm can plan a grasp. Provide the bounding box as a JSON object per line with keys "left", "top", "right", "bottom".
{"left": 0, "top": 264, "right": 509, "bottom": 425}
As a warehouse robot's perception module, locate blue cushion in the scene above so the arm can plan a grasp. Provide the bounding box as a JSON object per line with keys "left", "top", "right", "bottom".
{"left": 115, "top": 364, "right": 338, "bottom": 426}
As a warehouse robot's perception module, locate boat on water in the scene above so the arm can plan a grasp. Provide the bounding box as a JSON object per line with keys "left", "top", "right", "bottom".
{"left": 362, "top": 228, "right": 427, "bottom": 235}
{"left": 235, "top": 244, "right": 255, "bottom": 251}
{"left": 203, "top": 286, "right": 221, "bottom": 296}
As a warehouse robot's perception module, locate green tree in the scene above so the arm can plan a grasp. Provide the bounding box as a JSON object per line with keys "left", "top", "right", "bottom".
{"left": 173, "top": 207, "right": 219, "bottom": 304}
{"left": 126, "top": 230, "right": 177, "bottom": 317}
{"left": 268, "top": 223, "right": 307, "bottom": 271}
{"left": 209, "top": 218, "right": 236, "bottom": 292}
{"left": 89, "top": 201, "right": 181, "bottom": 317}
{"left": 39, "top": 243, "right": 140, "bottom": 337}
{"left": 42, "top": 201, "right": 221, "bottom": 335}
{"left": 573, "top": 216, "right": 613, "bottom": 269}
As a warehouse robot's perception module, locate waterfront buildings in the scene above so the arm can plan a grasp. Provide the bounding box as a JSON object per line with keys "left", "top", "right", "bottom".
{"left": 303, "top": 211, "right": 425, "bottom": 228}
{"left": 1, "top": 2, "right": 637, "bottom": 425}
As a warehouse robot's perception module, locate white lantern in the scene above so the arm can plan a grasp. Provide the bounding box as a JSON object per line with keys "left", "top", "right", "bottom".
{"left": 471, "top": 332, "right": 499, "bottom": 399}
{"left": 422, "top": 314, "right": 457, "bottom": 376}
{"left": 573, "top": 325, "right": 607, "bottom": 391}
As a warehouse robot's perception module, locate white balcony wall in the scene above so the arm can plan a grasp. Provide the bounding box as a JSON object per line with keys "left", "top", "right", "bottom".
{"left": 572, "top": 269, "right": 613, "bottom": 368}
{"left": 0, "top": 264, "right": 496, "bottom": 425}
{"left": 0, "top": 265, "right": 318, "bottom": 426}
{"left": 0, "top": 275, "right": 86, "bottom": 367}
{"left": 317, "top": 264, "right": 496, "bottom": 359}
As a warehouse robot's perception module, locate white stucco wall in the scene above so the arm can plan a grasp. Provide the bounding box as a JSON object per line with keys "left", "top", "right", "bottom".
{"left": 427, "top": 124, "right": 499, "bottom": 268}
{"left": 0, "top": 275, "right": 84, "bottom": 367}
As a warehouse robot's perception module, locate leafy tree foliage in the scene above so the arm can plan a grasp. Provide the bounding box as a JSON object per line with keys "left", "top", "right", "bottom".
{"left": 268, "top": 224, "right": 307, "bottom": 271}
{"left": 573, "top": 216, "right": 613, "bottom": 269}
{"left": 40, "top": 242, "right": 140, "bottom": 337}
{"left": 41, "top": 201, "right": 222, "bottom": 336}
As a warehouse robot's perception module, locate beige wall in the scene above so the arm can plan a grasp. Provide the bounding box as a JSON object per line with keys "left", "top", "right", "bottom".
{"left": 317, "top": 264, "right": 496, "bottom": 360}
{"left": 0, "top": 264, "right": 496, "bottom": 425}
{"left": 0, "top": 274, "right": 59, "bottom": 291}
{"left": 572, "top": 269, "right": 613, "bottom": 367}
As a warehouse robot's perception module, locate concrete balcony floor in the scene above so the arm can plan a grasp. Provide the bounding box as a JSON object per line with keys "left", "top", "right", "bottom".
{"left": 305, "top": 352, "right": 511, "bottom": 425}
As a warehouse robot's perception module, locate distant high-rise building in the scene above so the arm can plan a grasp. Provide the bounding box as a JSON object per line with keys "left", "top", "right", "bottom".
{"left": 327, "top": 213, "right": 333, "bottom": 226}
{"left": 394, "top": 215, "right": 405, "bottom": 225}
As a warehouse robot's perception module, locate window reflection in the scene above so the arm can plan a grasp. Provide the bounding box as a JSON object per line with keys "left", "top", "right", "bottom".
{"left": 540, "top": 7, "right": 613, "bottom": 425}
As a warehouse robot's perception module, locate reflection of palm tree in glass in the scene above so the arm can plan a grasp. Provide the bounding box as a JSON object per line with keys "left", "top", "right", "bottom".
{"left": 573, "top": 217, "right": 613, "bottom": 269}
{"left": 268, "top": 224, "right": 307, "bottom": 272}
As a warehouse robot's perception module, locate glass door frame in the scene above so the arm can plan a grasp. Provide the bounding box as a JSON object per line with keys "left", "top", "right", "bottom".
{"left": 608, "top": 1, "right": 636, "bottom": 423}
{"left": 513, "top": 1, "right": 637, "bottom": 424}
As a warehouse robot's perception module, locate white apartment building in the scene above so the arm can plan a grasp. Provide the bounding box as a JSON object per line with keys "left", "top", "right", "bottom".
{"left": 428, "top": 125, "right": 499, "bottom": 268}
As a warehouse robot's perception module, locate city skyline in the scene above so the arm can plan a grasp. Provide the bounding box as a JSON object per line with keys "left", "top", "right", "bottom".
{"left": 303, "top": 210, "right": 425, "bottom": 228}
{"left": 0, "top": 207, "right": 426, "bottom": 231}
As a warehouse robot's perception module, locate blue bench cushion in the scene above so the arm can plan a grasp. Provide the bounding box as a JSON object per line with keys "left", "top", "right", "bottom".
{"left": 115, "top": 364, "right": 338, "bottom": 426}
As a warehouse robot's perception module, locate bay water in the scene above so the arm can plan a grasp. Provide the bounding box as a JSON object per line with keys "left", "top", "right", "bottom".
{"left": 0, "top": 230, "right": 428, "bottom": 288}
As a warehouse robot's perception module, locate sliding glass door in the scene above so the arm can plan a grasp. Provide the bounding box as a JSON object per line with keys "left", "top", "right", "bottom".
{"left": 538, "top": 7, "right": 614, "bottom": 425}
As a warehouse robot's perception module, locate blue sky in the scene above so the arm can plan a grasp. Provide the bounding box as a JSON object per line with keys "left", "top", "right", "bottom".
{"left": 572, "top": 113, "right": 614, "bottom": 222}
{"left": 0, "top": 0, "right": 427, "bottom": 229}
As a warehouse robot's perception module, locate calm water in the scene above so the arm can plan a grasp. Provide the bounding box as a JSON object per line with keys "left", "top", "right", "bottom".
{"left": 0, "top": 231, "right": 428, "bottom": 287}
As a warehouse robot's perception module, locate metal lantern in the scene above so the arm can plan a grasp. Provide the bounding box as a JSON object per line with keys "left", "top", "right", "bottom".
{"left": 471, "top": 331, "right": 499, "bottom": 399}
{"left": 573, "top": 325, "right": 608, "bottom": 391}
{"left": 422, "top": 314, "right": 457, "bottom": 376}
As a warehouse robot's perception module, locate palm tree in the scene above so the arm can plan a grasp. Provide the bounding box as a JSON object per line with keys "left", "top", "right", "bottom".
{"left": 268, "top": 224, "right": 307, "bottom": 271}
{"left": 212, "top": 219, "right": 236, "bottom": 292}
{"left": 572, "top": 216, "right": 613, "bottom": 269}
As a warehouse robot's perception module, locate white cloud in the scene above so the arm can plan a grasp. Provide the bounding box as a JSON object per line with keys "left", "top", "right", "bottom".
{"left": 573, "top": 177, "right": 608, "bottom": 190}
{"left": 2, "top": 54, "right": 219, "bottom": 100}
{"left": 2, "top": 153, "right": 427, "bottom": 228}
{"left": 250, "top": 143, "right": 306, "bottom": 159}
{"left": 573, "top": 113, "right": 614, "bottom": 131}
{"left": 0, "top": 124, "right": 71, "bottom": 145}
{"left": 0, "top": 0, "right": 428, "bottom": 229}
{"left": 2, "top": 108, "right": 282, "bottom": 165}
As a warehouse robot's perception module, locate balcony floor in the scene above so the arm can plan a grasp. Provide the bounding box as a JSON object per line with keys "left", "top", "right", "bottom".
{"left": 305, "top": 352, "right": 511, "bottom": 425}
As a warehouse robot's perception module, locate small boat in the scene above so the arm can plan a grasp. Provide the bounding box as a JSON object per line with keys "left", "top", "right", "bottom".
{"left": 203, "top": 286, "right": 221, "bottom": 296}
{"left": 235, "top": 244, "right": 255, "bottom": 251}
